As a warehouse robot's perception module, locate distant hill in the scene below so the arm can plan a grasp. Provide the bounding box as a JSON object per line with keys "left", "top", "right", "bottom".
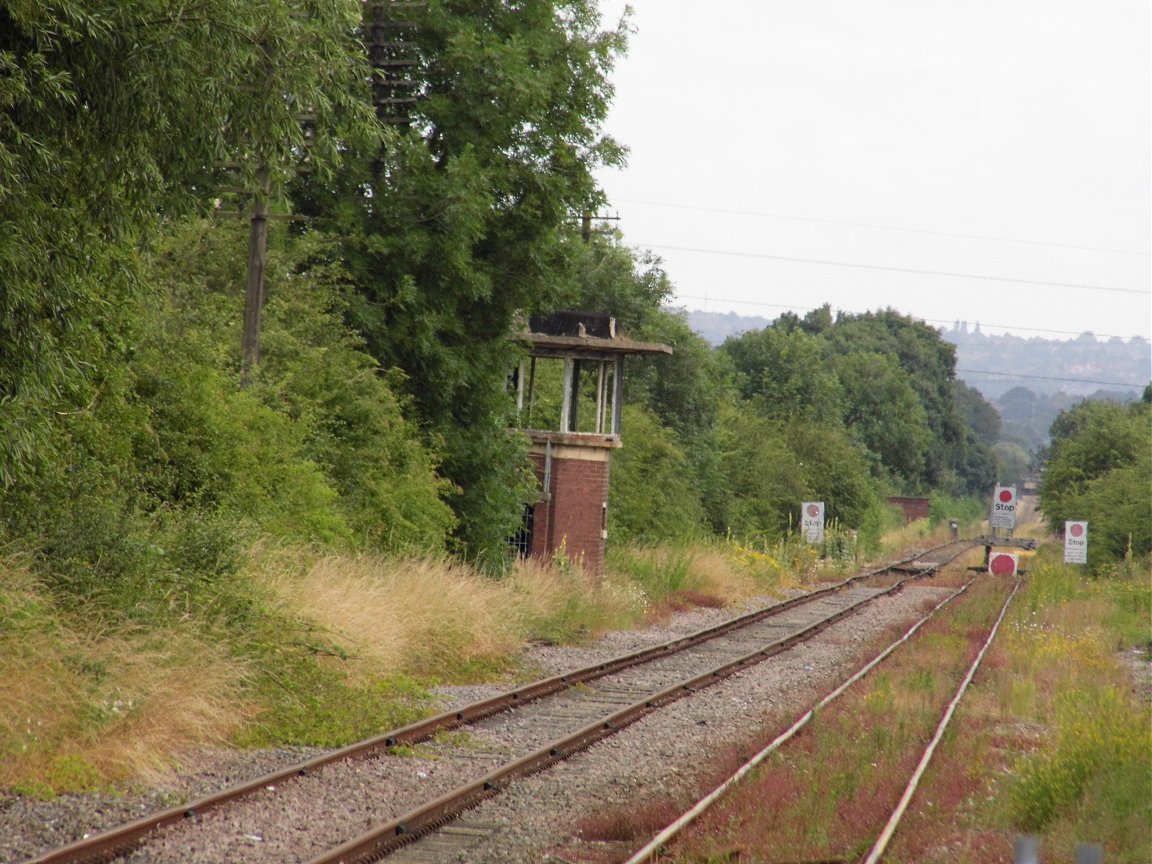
{"left": 939, "top": 323, "right": 1149, "bottom": 400}
{"left": 682, "top": 308, "right": 1150, "bottom": 401}
{"left": 682, "top": 310, "right": 773, "bottom": 346}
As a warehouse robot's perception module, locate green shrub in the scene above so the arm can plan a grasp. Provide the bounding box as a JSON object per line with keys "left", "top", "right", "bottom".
{"left": 1040, "top": 400, "right": 1152, "bottom": 567}
{"left": 607, "top": 543, "right": 697, "bottom": 604}
{"left": 234, "top": 638, "right": 433, "bottom": 748}
{"left": 1010, "top": 689, "right": 1149, "bottom": 832}
{"left": 140, "top": 219, "right": 454, "bottom": 554}
{"left": 928, "top": 492, "right": 985, "bottom": 527}
{"left": 609, "top": 405, "right": 706, "bottom": 543}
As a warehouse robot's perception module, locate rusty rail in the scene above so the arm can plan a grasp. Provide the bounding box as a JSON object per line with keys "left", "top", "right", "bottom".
{"left": 310, "top": 543, "right": 976, "bottom": 864}
{"left": 24, "top": 541, "right": 972, "bottom": 864}
{"left": 621, "top": 568, "right": 1016, "bottom": 864}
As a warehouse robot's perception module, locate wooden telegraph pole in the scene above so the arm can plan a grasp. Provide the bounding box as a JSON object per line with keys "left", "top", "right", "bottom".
{"left": 237, "top": 3, "right": 423, "bottom": 387}
{"left": 241, "top": 164, "right": 269, "bottom": 387}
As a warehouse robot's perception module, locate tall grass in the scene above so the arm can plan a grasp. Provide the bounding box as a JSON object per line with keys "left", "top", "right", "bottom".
{"left": 3, "top": 521, "right": 963, "bottom": 793}
{"left": 0, "top": 560, "right": 248, "bottom": 795}
{"left": 649, "top": 578, "right": 1010, "bottom": 863}
{"left": 605, "top": 530, "right": 877, "bottom": 616}
{"left": 996, "top": 555, "right": 1151, "bottom": 856}
{"left": 507, "top": 554, "right": 647, "bottom": 645}
{"left": 251, "top": 546, "right": 652, "bottom": 679}
{"left": 254, "top": 549, "right": 524, "bottom": 679}
{"left": 235, "top": 547, "right": 651, "bottom": 746}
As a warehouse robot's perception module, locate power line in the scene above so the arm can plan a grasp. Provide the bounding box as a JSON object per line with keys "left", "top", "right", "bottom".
{"left": 633, "top": 242, "right": 1149, "bottom": 296}
{"left": 956, "top": 369, "right": 1148, "bottom": 388}
{"left": 614, "top": 198, "right": 1151, "bottom": 257}
{"left": 672, "top": 294, "right": 1148, "bottom": 342}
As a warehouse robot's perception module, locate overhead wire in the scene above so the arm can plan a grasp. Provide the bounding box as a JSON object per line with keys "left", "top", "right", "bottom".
{"left": 954, "top": 369, "right": 1147, "bottom": 388}
{"left": 612, "top": 197, "right": 1151, "bottom": 257}
{"left": 630, "top": 242, "right": 1149, "bottom": 296}
{"left": 671, "top": 293, "right": 1145, "bottom": 342}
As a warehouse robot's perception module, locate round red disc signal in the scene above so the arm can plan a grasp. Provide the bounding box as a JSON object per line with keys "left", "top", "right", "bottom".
{"left": 990, "top": 553, "right": 1018, "bottom": 575}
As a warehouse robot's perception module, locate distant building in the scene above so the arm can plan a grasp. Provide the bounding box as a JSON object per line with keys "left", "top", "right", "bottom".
{"left": 510, "top": 312, "right": 671, "bottom": 574}
{"left": 887, "top": 496, "right": 930, "bottom": 523}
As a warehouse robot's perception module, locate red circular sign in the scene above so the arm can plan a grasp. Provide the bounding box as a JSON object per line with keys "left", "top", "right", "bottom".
{"left": 990, "top": 553, "right": 1016, "bottom": 575}
{"left": 806, "top": 504, "right": 820, "bottom": 517}
{"left": 1070, "top": 523, "right": 1084, "bottom": 537}
{"left": 998, "top": 489, "right": 1014, "bottom": 503}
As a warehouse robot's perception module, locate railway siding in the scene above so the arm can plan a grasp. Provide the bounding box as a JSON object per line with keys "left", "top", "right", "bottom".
{"left": 6, "top": 546, "right": 973, "bottom": 864}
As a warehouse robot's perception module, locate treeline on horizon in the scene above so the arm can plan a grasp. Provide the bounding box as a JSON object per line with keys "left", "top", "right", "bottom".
{"left": 2, "top": 0, "right": 1149, "bottom": 627}
{"left": 689, "top": 311, "right": 1150, "bottom": 399}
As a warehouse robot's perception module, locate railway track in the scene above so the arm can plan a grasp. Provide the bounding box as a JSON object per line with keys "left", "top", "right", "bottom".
{"left": 622, "top": 573, "right": 1021, "bottom": 864}
{"left": 22, "top": 541, "right": 975, "bottom": 864}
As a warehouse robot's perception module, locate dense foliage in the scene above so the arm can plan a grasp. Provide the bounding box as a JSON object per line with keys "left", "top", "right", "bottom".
{"left": 295, "top": 0, "right": 628, "bottom": 563}
{"left": 719, "top": 307, "right": 999, "bottom": 497}
{"left": 1, "top": 0, "right": 1024, "bottom": 611}
{"left": 1038, "top": 396, "right": 1152, "bottom": 567}
{"left": 0, "top": 0, "right": 373, "bottom": 485}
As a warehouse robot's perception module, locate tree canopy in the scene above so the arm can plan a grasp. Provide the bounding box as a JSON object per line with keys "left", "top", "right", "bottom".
{"left": 0, "top": 0, "right": 373, "bottom": 485}
{"left": 1, "top": 0, "right": 1044, "bottom": 598}
{"left": 295, "top": 0, "right": 629, "bottom": 562}
{"left": 718, "top": 309, "right": 996, "bottom": 498}
{"left": 1039, "top": 399, "right": 1152, "bottom": 566}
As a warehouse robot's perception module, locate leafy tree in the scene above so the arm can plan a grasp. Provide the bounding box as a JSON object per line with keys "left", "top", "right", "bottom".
{"left": 997, "top": 386, "right": 1038, "bottom": 421}
{"left": 721, "top": 326, "right": 841, "bottom": 423}
{"left": 140, "top": 219, "right": 455, "bottom": 552}
{"left": 993, "top": 441, "right": 1032, "bottom": 485}
{"left": 832, "top": 351, "right": 932, "bottom": 488}
{"left": 775, "top": 303, "right": 834, "bottom": 336}
{"left": 954, "top": 379, "right": 1001, "bottom": 446}
{"left": 824, "top": 309, "right": 965, "bottom": 487}
{"left": 5, "top": 216, "right": 456, "bottom": 613}
{"left": 1071, "top": 452, "right": 1152, "bottom": 565}
{"left": 710, "top": 404, "right": 879, "bottom": 544}
{"left": 0, "top": 0, "right": 374, "bottom": 486}
{"left": 561, "top": 238, "right": 674, "bottom": 335}
{"left": 951, "top": 380, "right": 1007, "bottom": 496}
{"left": 625, "top": 309, "right": 728, "bottom": 440}
{"left": 300, "top": 0, "right": 628, "bottom": 563}
{"left": 951, "top": 432, "right": 999, "bottom": 498}
{"left": 608, "top": 405, "right": 706, "bottom": 543}
{"left": 713, "top": 405, "right": 806, "bottom": 542}
{"left": 781, "top": 421, "right": 879, "bottom": 531}
{"left": 1040, "top": 399, "right": 1152, "bottom": 566}
{"left": 625, "top": 309, "right": 735, "bottom": 537}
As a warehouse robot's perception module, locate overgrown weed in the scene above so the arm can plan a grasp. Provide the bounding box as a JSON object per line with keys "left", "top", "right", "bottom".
{"left": 3, "top": 524, "right": 985, "bottom": 793}
{"left": 888, "top": 555, "right": 1151, "bottom": 862}
{"left": 662, "top": 578, "right": 1014, "bottom": 862}
{"left": 996, "top": 558, "right": 1151, "bottom": 855}
{"left": 0, "top": 560, "right": 248, "bottom": 793}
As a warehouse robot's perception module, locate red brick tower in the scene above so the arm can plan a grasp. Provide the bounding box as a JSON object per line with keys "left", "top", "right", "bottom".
{"left": 512, "top": 312, "right": 671, "bottom": 574}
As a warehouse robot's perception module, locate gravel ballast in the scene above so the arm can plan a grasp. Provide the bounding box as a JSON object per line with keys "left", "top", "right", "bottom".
{"left": 1, "top": 583, "right": 957, "bottom": 864}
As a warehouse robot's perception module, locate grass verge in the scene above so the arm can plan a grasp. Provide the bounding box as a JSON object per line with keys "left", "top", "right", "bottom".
{"left": 591, "top": 549, "right": 1149, "bottom": 863}
{"left": 0, "top": 560, "right": 248, "bottom": 797}
{"left": 652, "top": 575, "right": 1012, "bottom": 863}
{"left": 0, "top": 519, "right": 962, "bottom": 795}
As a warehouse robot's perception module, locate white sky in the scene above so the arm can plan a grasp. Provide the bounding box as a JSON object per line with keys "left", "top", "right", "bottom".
{"left": 593, "top": 0, "right": 1152, "bottom": 343}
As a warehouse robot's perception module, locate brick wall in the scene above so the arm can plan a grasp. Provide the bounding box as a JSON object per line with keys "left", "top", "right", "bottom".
{"left": 887, "top": 496, "right": 931, "bottom": 523}
{"left": 528, "top": 453, "right": 610, "bottom": 574}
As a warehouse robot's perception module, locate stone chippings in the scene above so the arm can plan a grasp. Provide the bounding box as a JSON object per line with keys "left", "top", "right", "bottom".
{"left": 0, "top": 586, "right": 953, "bottom": 864}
